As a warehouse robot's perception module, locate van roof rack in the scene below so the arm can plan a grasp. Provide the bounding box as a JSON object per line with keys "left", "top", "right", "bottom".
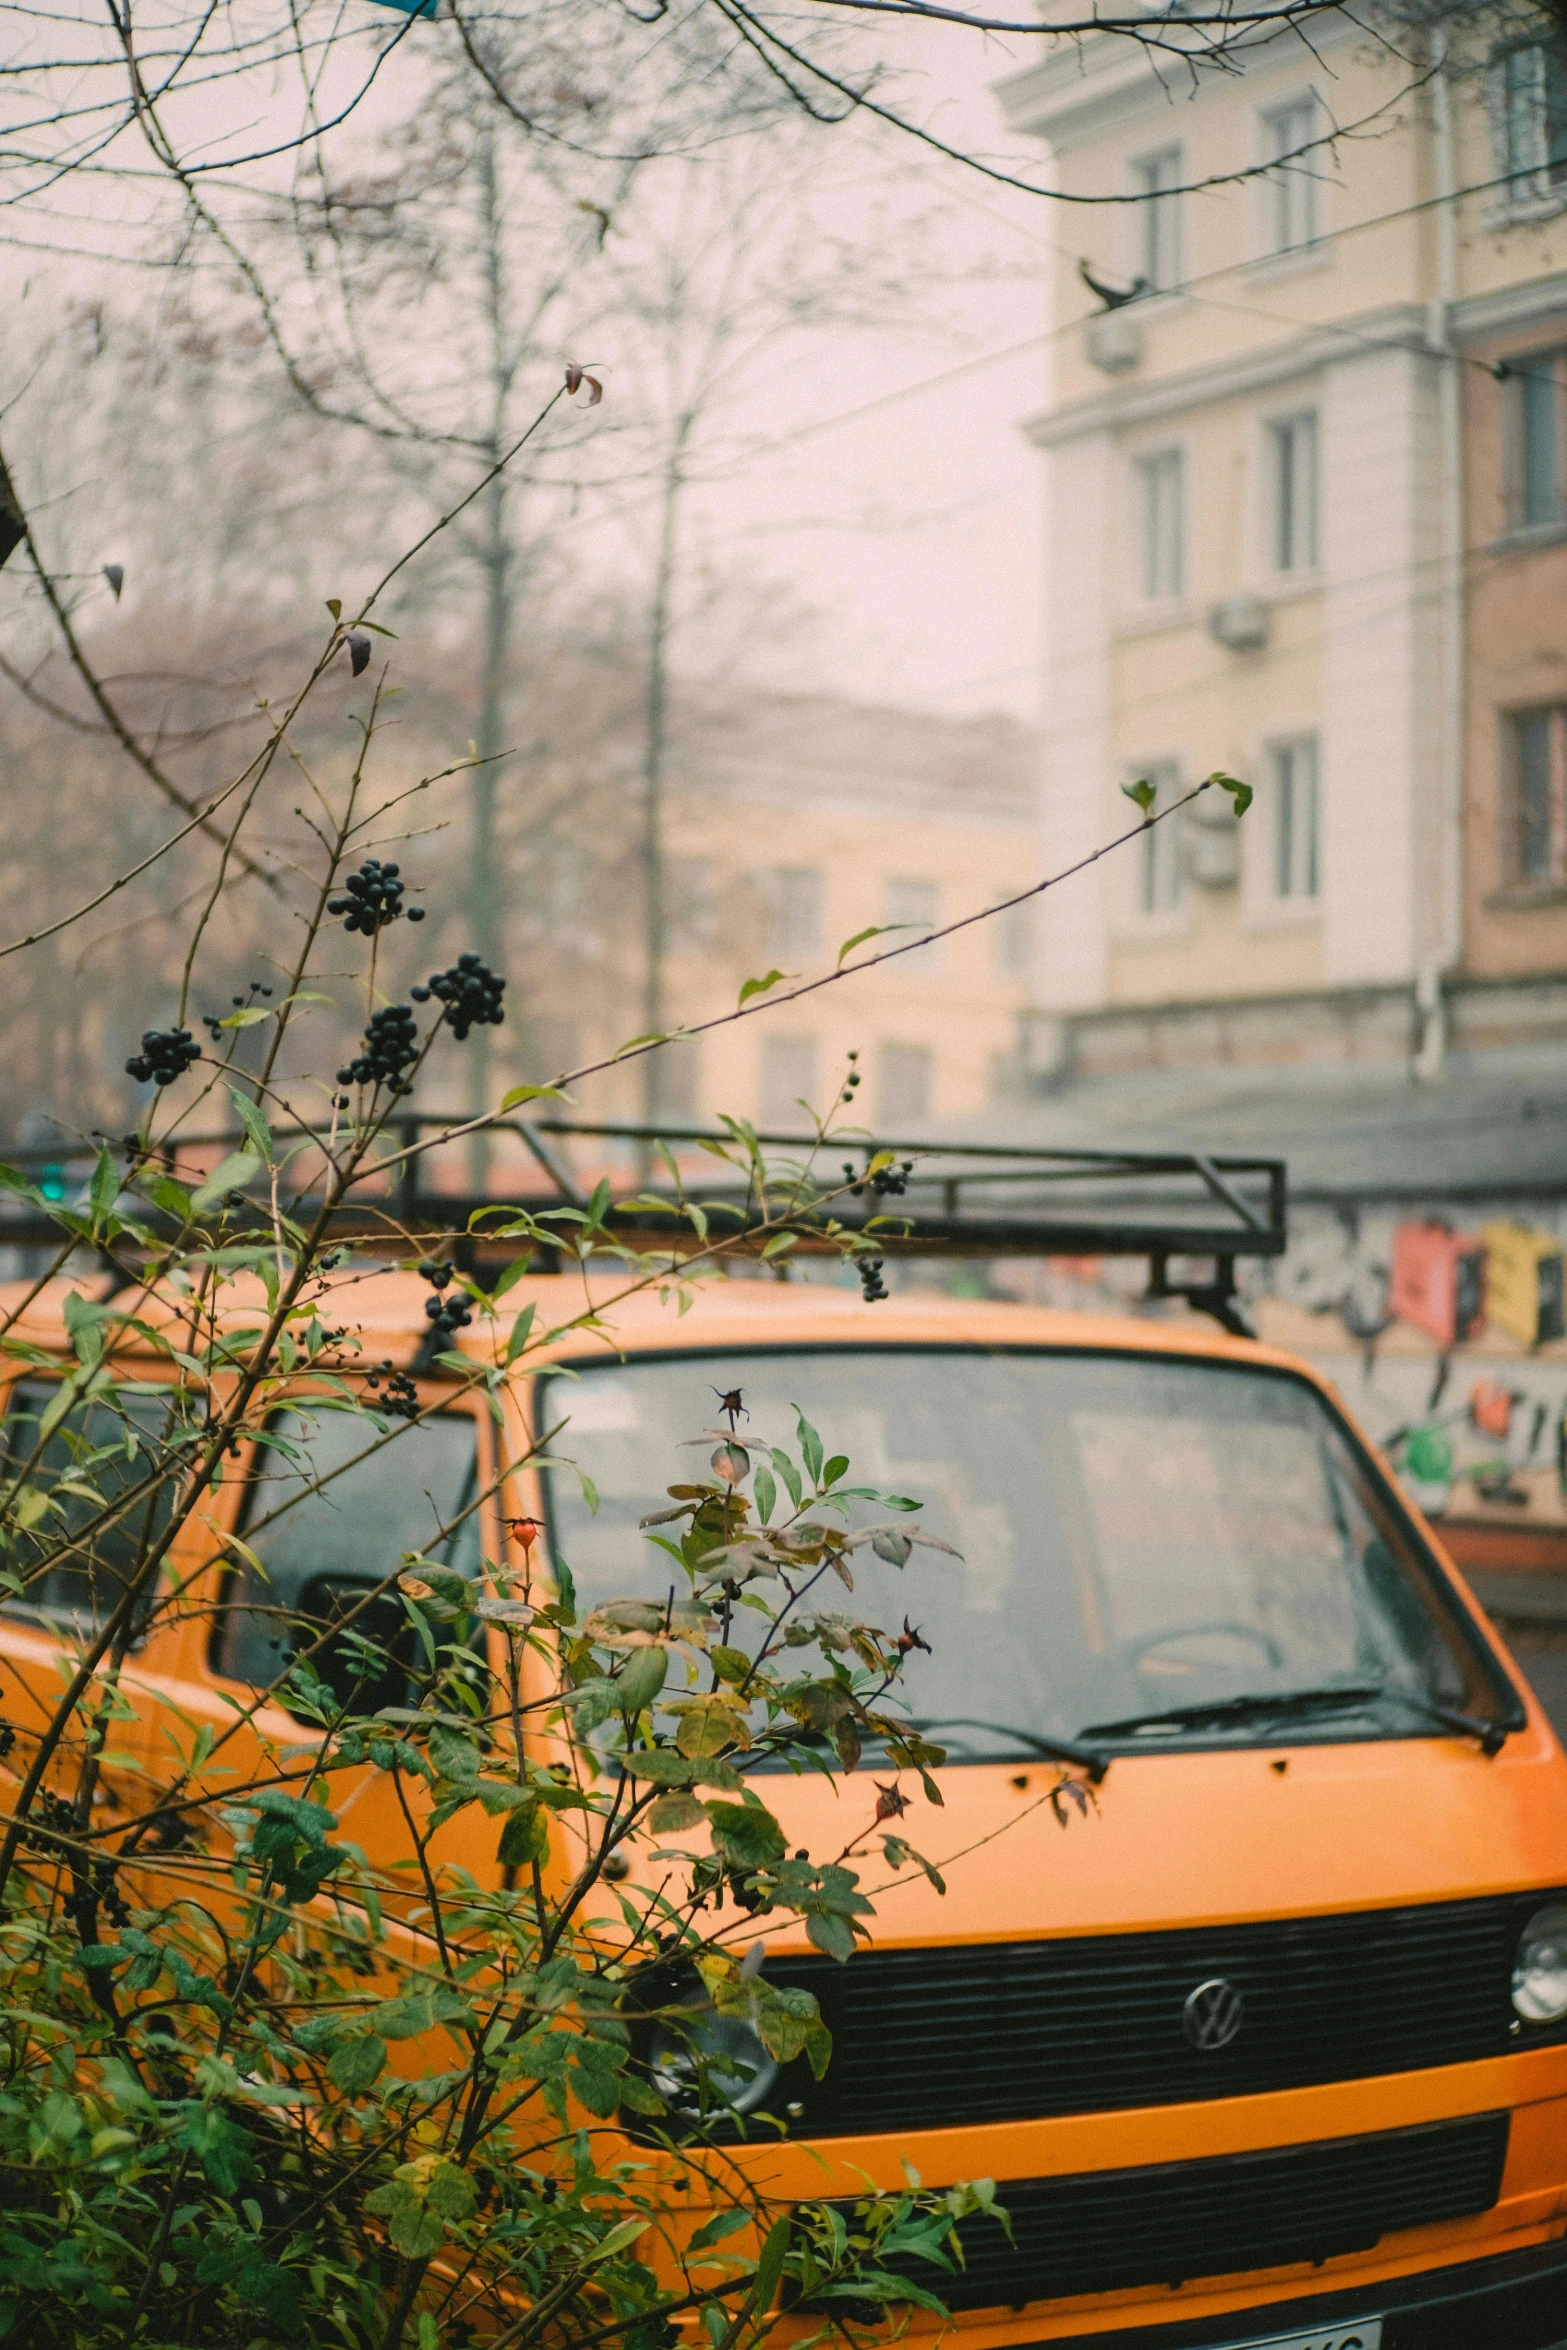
{"left": 1, "top": 1119, "right": 1286, "bottom": 1337}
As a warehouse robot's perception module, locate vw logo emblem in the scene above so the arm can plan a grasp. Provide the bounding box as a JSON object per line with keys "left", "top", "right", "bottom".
{"left": 1183, "top": 1977, "right": 1244, "bottom": 2050}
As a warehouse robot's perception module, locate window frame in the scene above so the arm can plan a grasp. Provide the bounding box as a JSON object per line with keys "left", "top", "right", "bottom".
{"left": 758, "top": 1032, "right": 820, "bottom": 1128}
{"left": 881, "top": 876, "right": 942, "bottom": 979}
{"left": 1129, "top": 143, "right": 1184, "bottom": 294}
{"left": 1268, "top": 735, "right": 1322, "bottom": 904}
{"left": 877, "top": 1039, "right": 935, "bottom": 1128}
{"left": 1268, "top": 411, "right": 1320, "bottom": 573}
{"left": 1135, "top": 448, "right": 1186, "bottom": 603}
{"left": 535, "top": 1342, "right": 1525, "bottom": 1752}
{"left": 207, "top": 1390, "right": 491, "bottom": 1710}
{"left": 0, "top": 1372, "right": 186, "bottom": 1639}
{"left": 1258, "top": 93, "right": 1321, "bottom": 255}
{"left": 1126, "top": 758, "right": 1186, "bottom": 924}
{"left": 1503, "top": 346, "right": 1567, "bottom": 532}
{"left": 1493, "top": 40, "right": 1567, "bottom": 211}
{"left": 763, "top": 865, "right": 825, "bottom": 964}
{"left": 1502, "top": 703, "right": 1567, "bottom": 885}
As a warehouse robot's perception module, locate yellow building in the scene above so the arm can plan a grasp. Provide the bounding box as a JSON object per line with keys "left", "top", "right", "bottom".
{"left": 999, "top": 12, "right": 1567, "bottom": 1078}
{"left": 659, "top": 693, "right": 1038, "bottom": 1134}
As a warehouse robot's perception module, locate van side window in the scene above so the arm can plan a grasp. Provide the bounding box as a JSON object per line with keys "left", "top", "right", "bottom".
{"left": 0, "top": 1379, "right": 181, "bottom": 1634}
{"left": 211, "top": 1406, "right": 481, "bottom": 1716}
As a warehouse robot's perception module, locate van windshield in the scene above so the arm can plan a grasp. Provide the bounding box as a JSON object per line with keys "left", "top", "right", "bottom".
{"left": 540, "top": 1348, "right": 1512, "bottom": 1757}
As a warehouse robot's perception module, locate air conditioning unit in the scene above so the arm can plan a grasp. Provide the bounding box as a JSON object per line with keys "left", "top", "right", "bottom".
{"left": 1085, "top": 313, "right": 1143, "bottom": 375}
{"left": 1208, "top": 594, "right": 1270, "bottom": 652}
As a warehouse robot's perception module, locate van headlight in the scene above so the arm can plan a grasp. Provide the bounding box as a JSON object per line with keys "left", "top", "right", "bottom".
{"left": 1512, "top": 1903, "right": 1567, "bottom": 2022}
{"left": 647, "top": 2000, "right": 779, "bottom": 2116}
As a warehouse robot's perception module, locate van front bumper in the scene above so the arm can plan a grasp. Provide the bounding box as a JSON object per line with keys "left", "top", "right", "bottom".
{"left": 1027, "top": 2231, "right": 1567, "bottom": 2350}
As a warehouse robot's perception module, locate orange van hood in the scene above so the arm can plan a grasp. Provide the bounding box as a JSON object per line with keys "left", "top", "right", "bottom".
{"left": 626, "top": 1726, "right": 1567, "bottom": 1956}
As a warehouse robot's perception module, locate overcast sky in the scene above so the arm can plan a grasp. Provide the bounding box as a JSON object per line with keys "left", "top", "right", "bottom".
{"left": 4, "top": 8, "right": 1061, "bottom": 723}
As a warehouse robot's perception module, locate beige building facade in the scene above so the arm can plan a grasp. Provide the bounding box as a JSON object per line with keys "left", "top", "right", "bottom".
{"left": 999, "top": 11, "right": 1567, "bottom": 1077}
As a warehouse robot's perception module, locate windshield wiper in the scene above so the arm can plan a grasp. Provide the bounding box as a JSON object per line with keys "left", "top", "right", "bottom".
{"left": 1369, "top": 1685, "right": 1511, "bottom": 1757}
{"left": 1079, "top": 1683, "right": 1391, "bottom": 1741}
{"left": 901, "top": 1716, "right": 1111, "bottom": 1783}
{"left": 1079, "top": 1681, "right": 1512, "bottom": 1755}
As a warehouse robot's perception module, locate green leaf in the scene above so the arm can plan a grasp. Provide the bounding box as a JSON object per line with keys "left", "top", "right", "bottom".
{"left": 191, "top": 1152, "right": 262, "bottom": 1214}
{"left": 616, "top": 1645, "right": 669, "bottom": 1713}
{"left": 738, "top": 969, "right": 785, "bottom": 1007}
{"left": 752, "top": 1463, "right": 776, "bottom": 1525}
{"left": 505, "top": 1301, "right": 537, "bottom": 1364}
{"left": 760, "top": 1232, "right": 796, "bottom": 1260}
{"left": 836, "top": 925, "right": 895, "bottom": 966}
{"left": 688, "top": 2208, "right": 751, "bottom": 2254}
{"left": 501, "top": 1083, "right": 568, "bottom": 1109}
{"left": 753, "top": 2217, "right": 790, "bottom": 2314}
{"left": 370, "top": 1994, "right": 435, "bottom": 2040}
{"left": 704, "top": 1800, "right": 786, "bottom": 1870}
{"left": 1208, "top": 768, "right": 1254, "bottom": 817}
{"left": 620, "top": 1749, "right": 696, "bottom": 1787}
{"left": 326, "top": 2034, "right": 386, "bottom": 2093}
{"left": 1121, "top": 777, "right": 1156, "bottom": 817}
{"left": 794, "top": 1410, "right": 823, "bottom": 1487}
{"left": 88, "top": 1146, "right": 118, "bottom": 1225}
{"left": 228, "top": 1086, "right": 274, "bottom": 1162}
{"left": 220, "top": 1006, "right": 271, "bottom": 1029}
{"left": 498, "top": 1802, "right": 549, "bottom": 1868}
{"left": 426, "top": 2161, "right": 477, "bottom": 2223}
{"left": 805, "top": 1910, "right": 859, "bottom": 1963}
{"left": 648, "top": 1791, "right": 706, "bottom": 1833}
{"left": 140, "top": 1171, "right": 194, "bottom": 1221}
{"left": 590, "top": 2218, "right": 652, "bottom": 2264}
{"left": 769, "top": 1449, "right": 803, "bottom": 1511}
{"left": 325, "top": 598, "right": 342, "bottom": 619}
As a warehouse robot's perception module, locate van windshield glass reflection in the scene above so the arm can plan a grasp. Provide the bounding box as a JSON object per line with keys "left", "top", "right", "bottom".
{"left": 540, "top": 1350, "right": 1507, "bottom": 1757}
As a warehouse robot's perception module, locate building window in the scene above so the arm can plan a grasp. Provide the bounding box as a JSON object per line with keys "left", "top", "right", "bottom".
{"left": 1270, "top": 413, "right": 1318, "bottom": 570}
{"left": 882, "top": 877, "right": 940, "bottom": 975}
{"left": 1131, "top": 144, "right": 1183, "bottom": 292}
{"left": 1260, "top": 96, "right": 1319, "bottom": 252}
{"left": 764, "top": 866, "right": 823, "bottom": 962}
{"left": 1497, "top": 42, "right": 1567, "bottom": 200}
{"left": 1271, "top": 737, "right": 1320, "bottom": 901}
{"left": 1506, "top": 347, "right": 1567, "bottom": 528}
{"left": 879, "top": 1041, "right": 933, "bottom": 1129}
{"left": 760, "top": 1034, "right": 818, "bottom": 1127}
{"left": 992, "top": 894, "right": 1034, "bottom": 980}
{"left": 665, "top": 857, "right": 716, "bottom": 953}
{"left": 1132, "top": 761, "right": 1184, "bottom": 916}
{"left": 1505, "top": 707, "right": 1567, "bottom": 882}
{"left": 1136, "top": 450, "right": 1185, "bottom": 601}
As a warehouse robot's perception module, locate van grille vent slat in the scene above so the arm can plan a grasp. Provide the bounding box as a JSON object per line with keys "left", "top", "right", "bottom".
{"left": 754, "top": 1894, "right": 1556, "bottom": 2137}
{"left": 808, "top": 2114, "right": 1509, "bottom": 2311}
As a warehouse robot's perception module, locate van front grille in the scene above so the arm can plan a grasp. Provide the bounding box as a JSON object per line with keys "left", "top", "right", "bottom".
{"left": 758, "top": 1893, "right": 1557, "bottom": 2138}
{"left": 831, "top": 2112, "right": 1510, "bottom": 2311}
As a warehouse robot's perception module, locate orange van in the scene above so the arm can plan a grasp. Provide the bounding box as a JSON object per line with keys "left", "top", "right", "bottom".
{"left": 5, "top": 1263, "right": 1567, "bottom": 2350}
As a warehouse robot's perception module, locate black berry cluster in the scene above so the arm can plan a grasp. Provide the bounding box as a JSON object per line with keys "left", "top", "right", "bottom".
{"left": 843, "top": 1158, "right": 913, "bottom": 1199}
{"left": 419, "top": 1260, "right": 474, "bottom": 1340}
{"left": 411, "top": 954, "right": 505, "bottom": 1040}
{"left": 364, "top": 1358, "right": 419, "bottom": 1420}
{"left": 126, "top": 1029, "right": 201, "bottom": 1087}
{"left": 328, "top": 859, "right": 425, "bottom": 936}
{"left": 858, "top": 1255, "right": 889, "bottom": 1303}
{"left": 336, "top": 1004, "right": 419, "bottom": 1093}
{"left": 839, "top": 1049, "right": 862, "bottom": 1107}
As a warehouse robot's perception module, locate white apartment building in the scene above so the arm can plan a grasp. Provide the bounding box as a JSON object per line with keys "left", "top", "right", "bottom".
{"left": 997, "top": 9, "right": 1567, "bottom": 1081}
